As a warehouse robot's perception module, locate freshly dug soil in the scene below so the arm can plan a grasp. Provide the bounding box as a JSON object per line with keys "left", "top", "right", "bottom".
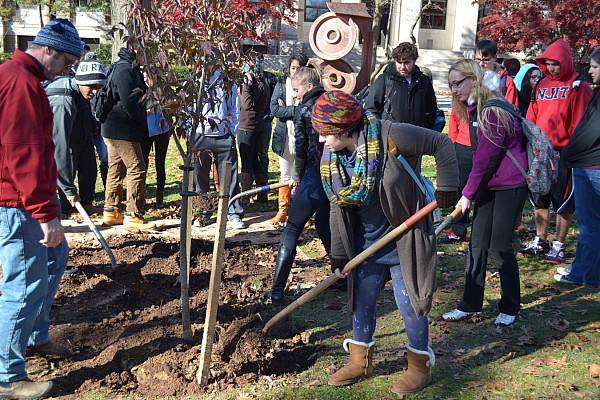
{"left": 25, "top": 233, "right": 324, "bottom": 398}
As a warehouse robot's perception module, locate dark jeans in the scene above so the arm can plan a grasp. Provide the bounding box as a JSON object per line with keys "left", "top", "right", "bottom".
{"left": 142, "top": 132, "right": 171, "bottom": 192}
{"left": 237, "top": 129, "right": 262, "bottom": 176}
{"left": 258, "top": 120, "right": 272, "bottom": 176}
{"left": 193, "top": 133, "right": 243, "bottom": 219}
{"left": 458, "top": 186, "right": 528, "bottom": 316}
{"left": 279, "top": 167, "right": 331, "bottom": 252}
{"left": 451, "top": 143, "right": 473, "bottom": 237}
{"left": 59, "top": 135, "right": 98, "bottom": 212}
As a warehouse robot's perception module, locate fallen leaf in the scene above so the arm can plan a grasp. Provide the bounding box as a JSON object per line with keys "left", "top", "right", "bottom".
{"left": 588, "top": 363, "right": 600, "bottom": 379}
{"left": 554, "top": 381, "right": 574, "bottom": 390}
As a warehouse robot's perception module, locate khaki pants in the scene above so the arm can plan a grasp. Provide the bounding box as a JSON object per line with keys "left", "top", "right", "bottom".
{"left": 104, "top": 137, "right": 147, "bottom": 214}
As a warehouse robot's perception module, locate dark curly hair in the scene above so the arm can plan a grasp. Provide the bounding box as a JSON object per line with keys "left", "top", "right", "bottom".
{"left": 392, "top": 42, "right": 418, "bottom": 62}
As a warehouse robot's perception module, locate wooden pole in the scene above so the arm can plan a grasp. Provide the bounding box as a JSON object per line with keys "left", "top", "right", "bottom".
{"left": 197, "top": 161, "right": 232, "bottom": 385}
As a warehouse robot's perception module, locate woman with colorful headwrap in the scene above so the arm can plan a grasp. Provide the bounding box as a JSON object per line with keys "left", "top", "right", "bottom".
{"left": 314, "top": 90, "right": 459, "bottom": 394}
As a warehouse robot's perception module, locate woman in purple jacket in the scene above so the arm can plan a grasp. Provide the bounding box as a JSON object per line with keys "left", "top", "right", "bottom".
{"left": 442, "top": 59, "right": 528, "bottom": 327}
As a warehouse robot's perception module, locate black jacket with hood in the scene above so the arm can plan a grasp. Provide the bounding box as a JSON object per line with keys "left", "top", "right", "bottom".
{"left": 365, "top": 62, "right": 437, "bottom": 129}
{"left": 101, "top": 48, "right": 148, "bottom": 142}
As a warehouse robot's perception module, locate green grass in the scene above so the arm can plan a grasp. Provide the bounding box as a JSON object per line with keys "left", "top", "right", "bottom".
{"left": 93, "top": 120, "right": 600, "bottom": 399}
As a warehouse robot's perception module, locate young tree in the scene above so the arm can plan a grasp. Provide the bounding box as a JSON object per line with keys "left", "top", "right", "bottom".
{"left": 126, "top": 0, "right": 297, "bottom": 340}
{"left": 478, "top": 0, "right": 600, "bottom": 63}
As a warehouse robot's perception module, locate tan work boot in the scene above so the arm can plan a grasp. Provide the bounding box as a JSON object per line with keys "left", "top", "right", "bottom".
{"left": 0, "top": 379, "right": 55, "bottom": 399}
{"left": 124, "top": 212, "right": 156, "bottom": 230}
{"left": 328, "top": 339, "right": 375, "bottom": 386}
{"left": 103, "top": 207, "right": 124, "bottom": 226}
{"left": 391, "top": 344, "right": 435, "bottom": 394}
{"left": 270, "top": 184, "right": 291, "bottom": 225}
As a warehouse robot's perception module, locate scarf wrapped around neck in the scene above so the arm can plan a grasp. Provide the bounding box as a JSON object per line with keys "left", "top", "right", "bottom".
{"left": 320, "top": 113, "right": 381, "bottom": 207}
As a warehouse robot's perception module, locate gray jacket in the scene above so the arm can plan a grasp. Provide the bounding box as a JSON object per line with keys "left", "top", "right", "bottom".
{"left": 329, "top": 120, "right": 459, "bottom": 318}
{"left": 45, "top": 77, "right": 91, "bottom": 197}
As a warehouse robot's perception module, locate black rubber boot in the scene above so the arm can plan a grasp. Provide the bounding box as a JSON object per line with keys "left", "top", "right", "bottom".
{"left": 263, "top": 246, "right": 296, "bottom": 304}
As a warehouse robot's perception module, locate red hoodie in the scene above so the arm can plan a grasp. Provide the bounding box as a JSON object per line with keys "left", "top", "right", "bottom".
{"left": 526, "top": 39, "right": 592, "bottom": 150}
{"left": 0, "top": 50, "right": 58, "bottom": 222}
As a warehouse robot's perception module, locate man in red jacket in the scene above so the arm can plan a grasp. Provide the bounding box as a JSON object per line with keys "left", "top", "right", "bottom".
{"left": 0, "top": 19, "right": 82, "bottom": 399}
{"left": 519, "top": 39, "right": 592, "bottom": 264}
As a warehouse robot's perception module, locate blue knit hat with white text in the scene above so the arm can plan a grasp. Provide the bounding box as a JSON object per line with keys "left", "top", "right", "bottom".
{"left": 33, "top": 18, "right": 82, "bottom": 58}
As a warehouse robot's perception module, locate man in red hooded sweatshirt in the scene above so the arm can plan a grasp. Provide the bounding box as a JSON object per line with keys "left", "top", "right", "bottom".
{"left": 518, "top": 39, "right": 592, "bottom": 264}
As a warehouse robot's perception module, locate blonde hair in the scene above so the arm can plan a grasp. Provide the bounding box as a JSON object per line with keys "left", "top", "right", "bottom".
{"left": 448, "top": 59, "right": 516, "bottom": 143}
{"left": 291, "top": 61, "right": 322, "bottom": 87}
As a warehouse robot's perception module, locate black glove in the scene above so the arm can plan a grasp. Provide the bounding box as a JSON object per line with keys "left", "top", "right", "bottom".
{"left": 434, "top": 189, "right": 459, "bottom": 209}
{"left": 330, "top": 257, "right": 349, "bottom": 274}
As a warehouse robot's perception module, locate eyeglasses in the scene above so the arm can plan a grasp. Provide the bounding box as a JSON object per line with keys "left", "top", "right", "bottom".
{"left": 475, "top": 56, "right": 492, "bottom": 63}
{"left": 450, "top": 77, "right": 468, "bottom": 89}
{"left": 57, "top": 51, "right": 74, "bottom": 70}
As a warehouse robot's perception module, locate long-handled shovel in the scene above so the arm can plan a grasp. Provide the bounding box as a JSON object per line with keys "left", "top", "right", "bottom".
{"left": 263, "top": 200, "right": 441, "bottom": 333}
{"left": 74, "top": 201, "right": 118, "bottom": 273}
{"left": 228, "top": 181, "right": 290, "bottom": 208}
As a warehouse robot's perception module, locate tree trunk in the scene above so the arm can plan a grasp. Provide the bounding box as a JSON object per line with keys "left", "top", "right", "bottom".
{"left": 110, "top": 0, "right": 130, "bottom": 62}
{"left": 370, "top": 0, "right": 389, "bottom": 77}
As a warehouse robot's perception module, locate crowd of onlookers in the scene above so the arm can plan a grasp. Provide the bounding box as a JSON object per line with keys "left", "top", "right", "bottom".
{"left": 0, "top": 17, "right": 598, "bottom": 399}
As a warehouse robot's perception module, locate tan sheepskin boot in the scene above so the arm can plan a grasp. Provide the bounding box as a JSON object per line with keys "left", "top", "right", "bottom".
{"left": 391, "top": 344, "right": 435, "bottom": 395}
{"left": 328, "top": 339, "right": 375, "bottom": 386}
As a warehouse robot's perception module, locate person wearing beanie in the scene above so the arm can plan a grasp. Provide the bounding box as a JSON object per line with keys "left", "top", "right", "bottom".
{"left": 101, "top": 47, "right": 155, "bottom": 230}
{"left": 45, "top": 59, "right": 107, "bottom": 218}
{"left": 0, "top": 19, "right": 81, "bottom": 400}
{"left": 315, "top": 90, "right": 459, "bottom": 394}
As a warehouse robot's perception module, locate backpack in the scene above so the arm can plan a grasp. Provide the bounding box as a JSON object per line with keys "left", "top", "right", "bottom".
{"left": 355, "top": 74, "right": 394, "bottom": 116}
{"left": 92, "top": 62, "right": 120, "bottom": 123}
{"left": 481, "top": 98, "right": 559, "bottom": 195}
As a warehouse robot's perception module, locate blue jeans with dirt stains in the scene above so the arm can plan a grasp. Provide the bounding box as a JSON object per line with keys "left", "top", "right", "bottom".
{"left": 0, "top": 207, "right": 69, "bottom": 382}
{"left": 353, "top": 260, "right": 429, "bottom": 351}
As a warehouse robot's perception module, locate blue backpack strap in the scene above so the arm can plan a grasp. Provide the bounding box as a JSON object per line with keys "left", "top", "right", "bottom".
{"left": 386, "top": 133, "right": 428, "bottom": 197}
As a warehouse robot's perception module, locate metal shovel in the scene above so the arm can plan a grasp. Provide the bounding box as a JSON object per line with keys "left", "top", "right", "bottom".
{"left": 74, "top": 201, "right": 118, "bottom": 272}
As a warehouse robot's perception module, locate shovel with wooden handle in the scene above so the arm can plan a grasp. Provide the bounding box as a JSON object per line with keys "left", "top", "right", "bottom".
{"left": 74, "top": 201, "right": 118, "bottom": 273}
{"left": 228, "top": 181, "right": 290, "bottom": 208}
{"left": 263, "top": 200, "right": 441, "bottom": 333}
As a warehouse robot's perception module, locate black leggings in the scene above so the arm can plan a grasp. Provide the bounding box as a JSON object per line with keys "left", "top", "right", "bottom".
{"left": 141, "top": 132, "right": 171, "bottom": 192}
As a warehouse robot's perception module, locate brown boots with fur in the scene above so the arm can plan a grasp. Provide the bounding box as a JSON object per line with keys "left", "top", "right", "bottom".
{"left": 391, "top": 344, "right": 435, "bottom": 394}
{"left": 328, "top": 339, "right": 375, "bottom": 386}
{"left": 328, "top": 340, "right": 435, "bottom": 395}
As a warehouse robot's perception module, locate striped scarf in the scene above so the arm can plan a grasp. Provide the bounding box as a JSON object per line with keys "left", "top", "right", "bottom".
{"left": 320, "top": 114, "right": 381, "bottom": 206}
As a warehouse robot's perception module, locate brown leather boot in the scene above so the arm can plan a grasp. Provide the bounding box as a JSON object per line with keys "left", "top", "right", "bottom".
{"left": 270, "top": 184, "right": 291, "bottom": 225}
{"left": 328, "top": 339, "right": 375, "bottom": 386}
{"left": 391, "top": 344, "right": 435, "bottom": 394}
{"left": 240, "top": 172, "right": 252, "bottom": 206}
{"left": 253, "top": 173, "right": 268, "bottom": 202}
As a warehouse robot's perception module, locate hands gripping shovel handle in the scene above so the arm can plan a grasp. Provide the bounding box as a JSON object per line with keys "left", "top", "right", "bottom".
{"left": 263, "top": 201, "right": 463, "bottom": 333}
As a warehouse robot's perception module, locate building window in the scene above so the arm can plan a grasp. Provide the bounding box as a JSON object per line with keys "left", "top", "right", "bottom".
{"left": 421, "top": 0, "right": 447, "bottom": 30}
{"left": 304, "top": 0, "right": 329, "bottom": 22}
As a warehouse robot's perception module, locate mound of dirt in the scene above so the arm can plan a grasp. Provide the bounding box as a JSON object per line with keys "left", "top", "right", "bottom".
{"left": 27, "top": 233, "right": 326, "bottom": 398}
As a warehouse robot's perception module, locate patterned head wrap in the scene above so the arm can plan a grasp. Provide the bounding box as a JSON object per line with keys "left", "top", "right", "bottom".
{"left": 311, "top": 90, "right": 364, "bottom": 136}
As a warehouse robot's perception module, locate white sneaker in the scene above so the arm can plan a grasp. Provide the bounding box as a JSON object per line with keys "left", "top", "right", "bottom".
{"left": 228, "top": 217, "right": 245, "bottom": 230}
{"left": 192, "top": 218, "right": 201, "bottom": 227}
{"left": 442, "top": 309, "right": 482, "bottom": 321}
{"left": 494, "top": 313, "right": 517, "bottom": 326}
{"left": 556, "top": 266, "right": 570, "bottom": 276}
